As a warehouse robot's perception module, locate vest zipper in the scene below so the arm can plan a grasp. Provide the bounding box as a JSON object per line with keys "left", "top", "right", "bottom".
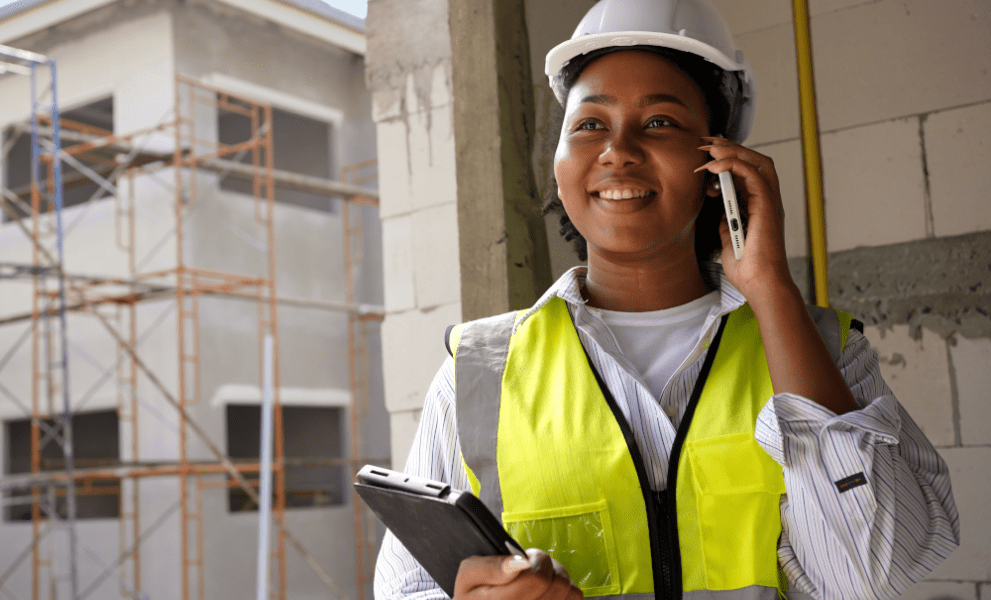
{"left": 657, "top": 313, "right": 724, "bottom": 417}
{"left": 583, "top": 355, "right": 666, "bottom": 599}
{"left": 661, "top": 314, "right": 729, "bottom": 598}
{"left": 583, "top": 314, "right": 729, "bottom": 600}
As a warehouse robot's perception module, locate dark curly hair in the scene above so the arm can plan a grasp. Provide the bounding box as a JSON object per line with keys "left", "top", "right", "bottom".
{"left": 541, "top": 46, "right": 738, "bottom": 264}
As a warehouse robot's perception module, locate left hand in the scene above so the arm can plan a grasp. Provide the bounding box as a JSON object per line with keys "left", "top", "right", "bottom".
{"left": 695, "top": 136, "right": 795, "bottom": 301}
{"left": 696, "top": 138, "right": 859, "bottom": 414}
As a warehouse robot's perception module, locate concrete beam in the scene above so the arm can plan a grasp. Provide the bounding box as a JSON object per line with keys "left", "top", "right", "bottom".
{"left": 787, "top": 230, "right": 991, "bottom": 339}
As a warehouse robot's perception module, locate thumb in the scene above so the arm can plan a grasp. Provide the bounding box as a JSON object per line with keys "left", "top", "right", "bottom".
{"left": 501, "top": 554, "right": 532, "bottom": 576}
{"left": 455, "top": 554, "right": 531, "bottom": 592}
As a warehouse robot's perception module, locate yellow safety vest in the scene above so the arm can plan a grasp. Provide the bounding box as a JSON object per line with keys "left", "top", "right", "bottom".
{"left": 447, "top": 297, "right": 854, "bottom": 599}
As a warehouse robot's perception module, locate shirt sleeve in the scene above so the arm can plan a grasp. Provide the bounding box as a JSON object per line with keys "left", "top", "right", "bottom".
{"left": 373, "top": 357, "right": 468, "bottom": 600}
{"left": 754, "top": 328, "right": 961, "bottom": 600}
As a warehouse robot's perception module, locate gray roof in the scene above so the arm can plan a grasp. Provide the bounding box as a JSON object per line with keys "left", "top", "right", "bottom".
{"left": 0, "top": 0, "right": 365, "bottom": 33}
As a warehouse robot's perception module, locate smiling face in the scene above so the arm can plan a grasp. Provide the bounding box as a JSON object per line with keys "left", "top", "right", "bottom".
{"left": 554, "top": 50, "right": 717, "bottom": 262}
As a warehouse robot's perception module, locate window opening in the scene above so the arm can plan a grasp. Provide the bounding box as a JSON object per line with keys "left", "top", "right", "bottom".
{"left": 226, "top": 404, "right": 344, "bottom": 512}
{"left": 217, "top": 103, "right": 334, "bottom": 212}
{"left": 1, "top": 96, "right": 114, "bottom": 222}
{"left": 3, "top": 409, "right": 121, "bottom": 521}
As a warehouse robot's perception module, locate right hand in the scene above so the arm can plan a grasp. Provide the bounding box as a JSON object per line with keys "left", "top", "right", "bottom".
{"left": 453, "top": 548, "right": 583, "bottom": 600}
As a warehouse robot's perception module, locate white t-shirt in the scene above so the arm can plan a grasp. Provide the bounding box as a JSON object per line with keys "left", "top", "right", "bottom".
{"left": 586, "top": 290, "right": 721, "bottom": 422}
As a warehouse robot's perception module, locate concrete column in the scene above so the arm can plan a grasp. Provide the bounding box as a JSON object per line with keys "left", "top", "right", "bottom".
{"left": 367, "top": 0, "right": 551, "bottom": 467}
{"left": 450, "top": 0, "right": 552, "bottom": 319}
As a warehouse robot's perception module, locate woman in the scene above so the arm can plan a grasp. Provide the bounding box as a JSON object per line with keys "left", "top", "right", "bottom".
{"left": 375, "top": 1, "right": 959, "bottom": 599}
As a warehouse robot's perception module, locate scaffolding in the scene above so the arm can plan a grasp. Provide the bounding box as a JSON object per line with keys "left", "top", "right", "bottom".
{"left": 0, "top": 44, "right": 384, "bottom": 600}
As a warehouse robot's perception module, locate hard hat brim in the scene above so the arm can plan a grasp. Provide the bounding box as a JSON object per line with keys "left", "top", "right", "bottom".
{"left": 545, "top": 31, "right": 743, "bottom": 80}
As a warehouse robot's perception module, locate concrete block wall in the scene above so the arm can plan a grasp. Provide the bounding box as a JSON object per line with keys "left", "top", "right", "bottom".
{"left": 867, "top": 325, "right": 991, "bottom": 596}
{"left": 711, "top": 2, "right": 991, "bottom": 594}
{"left": 366, "top": 0, "right": 462, "bottom": 468}
{"left": 714, "top": 0, "right": 991, "bottom": 257}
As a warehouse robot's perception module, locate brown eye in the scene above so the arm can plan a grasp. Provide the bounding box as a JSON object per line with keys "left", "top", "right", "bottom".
{"left": 646, "top": 117, "right": 675, "bottom": 128}
{"left": 576, "top": 119, "right": 604, "bottom": 131}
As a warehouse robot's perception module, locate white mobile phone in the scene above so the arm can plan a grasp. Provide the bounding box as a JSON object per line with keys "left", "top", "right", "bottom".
{"left": 719, "top": 170, "right": 745, "bottom": 260}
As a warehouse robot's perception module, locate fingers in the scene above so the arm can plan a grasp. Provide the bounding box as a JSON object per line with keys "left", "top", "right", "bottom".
{"left": 525, "top": 549, "right": 583, "bottom": 600}
{"left": 455, "top": 554, "right": 530, "bottom": 594}
{"left": 696, "top": 136, "right": 781, "bottom": 198}
{"left": 694, "top": 156, "right": 781, "bottom": 222}
{"left": 549, "top": 556, "right": 583, "bottom": 600}
{"left": 454, "top": 550, "right": 583, "bottom": 600}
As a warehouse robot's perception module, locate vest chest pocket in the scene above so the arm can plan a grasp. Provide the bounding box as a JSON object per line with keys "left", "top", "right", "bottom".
{"left": 502, "top": 500, "right": 621, "bottom": 597}
{"left": 684, "top": 432, "right": 786, "bottom": 590}
{"left": 687, "top": 432, "right": 786, "bottom": 496}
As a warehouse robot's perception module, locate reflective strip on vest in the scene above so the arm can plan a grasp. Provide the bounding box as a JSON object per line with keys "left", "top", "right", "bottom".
{"left": 452, "top": 299, "right": 852, "bottom": 599}
{"left": 451, "top": 310, "right": 519, "bottom": 516}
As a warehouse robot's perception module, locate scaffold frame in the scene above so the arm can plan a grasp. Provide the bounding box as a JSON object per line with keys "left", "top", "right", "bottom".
{"left": 0, "top": 47, "right": 384, "bottom": 600}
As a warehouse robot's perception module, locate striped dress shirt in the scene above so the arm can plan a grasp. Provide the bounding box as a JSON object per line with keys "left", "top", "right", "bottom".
{"left": 374, "top": 266, "right": 959, "bottom": 600}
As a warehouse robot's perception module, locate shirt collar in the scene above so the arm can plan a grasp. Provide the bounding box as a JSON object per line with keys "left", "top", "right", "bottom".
{"left": 518, "top": 263, "right": 746, "bottom": 330}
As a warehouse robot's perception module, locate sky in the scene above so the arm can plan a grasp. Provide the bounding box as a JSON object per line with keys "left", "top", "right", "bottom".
{"left": 0, "top": 0, "right": 368, "bottom": 19}
{"left": 321, "top": 0, "right": 366, "bottom": 19}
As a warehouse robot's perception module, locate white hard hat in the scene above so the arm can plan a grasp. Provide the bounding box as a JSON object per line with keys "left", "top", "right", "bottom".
{"left": 545, "top": 0, "right": 756, "bottom": 142}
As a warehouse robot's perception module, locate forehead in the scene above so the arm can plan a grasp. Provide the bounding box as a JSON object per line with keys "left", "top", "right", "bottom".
{"left": 565, "top": 50, "right": 707, "bottom": 114}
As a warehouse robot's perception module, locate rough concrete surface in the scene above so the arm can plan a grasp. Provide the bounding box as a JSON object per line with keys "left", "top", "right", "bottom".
{"left": 790, "top": 230, "right": 991, "bottom": 340}
{"left": 450, "top": 0, "right": 552, "bottom": 319}
{"left": 365, "top": 0, "right": 451, "bottom": 115}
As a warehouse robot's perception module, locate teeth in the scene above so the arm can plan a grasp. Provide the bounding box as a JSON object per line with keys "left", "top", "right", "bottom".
{"left": 598, "top": 189, "right": 649, "bottom": 200}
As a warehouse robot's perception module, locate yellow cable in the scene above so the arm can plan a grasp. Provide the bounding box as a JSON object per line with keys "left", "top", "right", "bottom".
{"left": 792, "top": 0, "right": 830, "bottom": 307}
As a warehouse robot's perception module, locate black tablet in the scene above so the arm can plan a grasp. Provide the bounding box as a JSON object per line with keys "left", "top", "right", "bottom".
{"left": 354, "top": 465, "right": 526, "bottom": 597}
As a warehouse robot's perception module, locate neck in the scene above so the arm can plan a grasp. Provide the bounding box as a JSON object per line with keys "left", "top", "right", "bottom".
{"left": 583, "top": 244, "right": 710, "bottom": 312}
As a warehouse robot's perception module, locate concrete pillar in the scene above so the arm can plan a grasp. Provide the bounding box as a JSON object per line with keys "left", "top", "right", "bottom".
{"left": 450, "top": 0, "right": 552, "bottom": 319}
{"left": 366, "top": 0, "right": 552, "bottom": 467}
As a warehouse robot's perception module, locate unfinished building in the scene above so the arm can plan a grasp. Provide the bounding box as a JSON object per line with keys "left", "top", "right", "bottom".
{"left": 0, "top": 1, "right": 386, "bottom": 599}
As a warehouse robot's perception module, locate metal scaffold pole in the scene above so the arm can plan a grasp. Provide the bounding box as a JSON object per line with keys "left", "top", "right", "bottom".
{"left": 46, "top": 58, "right": 81, "bottom": 600}
{"left": 12, "top": 42, "right": 81, "bottom": 599}
{"left": 341, "top": 159, "right": 382, "bottom": 600}
{"left": 256, "top": 334, "right": 275, "bottom": 600}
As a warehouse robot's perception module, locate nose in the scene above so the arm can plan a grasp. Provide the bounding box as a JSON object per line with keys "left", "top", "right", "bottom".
{"left": 599, "top": 125, "right": 644, "bottom": 167}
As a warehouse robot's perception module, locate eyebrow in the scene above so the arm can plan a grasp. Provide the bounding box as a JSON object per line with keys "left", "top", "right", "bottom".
{"left": 579, "top": 93, "right": 688, "bottom": 109}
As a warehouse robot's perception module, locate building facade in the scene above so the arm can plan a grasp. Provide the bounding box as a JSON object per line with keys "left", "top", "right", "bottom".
{"left": 0, "top": 1, "right": 386, "bottom": 599}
